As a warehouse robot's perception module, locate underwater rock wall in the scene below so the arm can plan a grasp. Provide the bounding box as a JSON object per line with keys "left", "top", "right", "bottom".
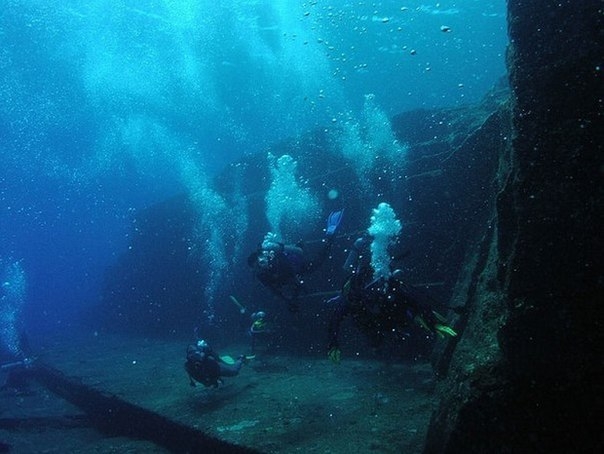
{"left": 424, "top": 1, "right": 603, "bottom": 452}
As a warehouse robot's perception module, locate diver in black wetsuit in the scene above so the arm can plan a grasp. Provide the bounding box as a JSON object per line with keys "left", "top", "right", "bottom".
{"left": 326, "top": 236, "right": 457, "bottom": 363}
{"left": 184, "top": 340, "right": 245, "bottom": 388}
{"left": 248, "top": 210, "right": 344, "bottom": 311}
{"left": 248, "top": 311, "right": 270, "bottom": 354}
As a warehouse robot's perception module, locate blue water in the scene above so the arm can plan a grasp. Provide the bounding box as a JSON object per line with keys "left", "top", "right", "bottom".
{"left": 0, "top": 1, "right": 507, "bottom": 347}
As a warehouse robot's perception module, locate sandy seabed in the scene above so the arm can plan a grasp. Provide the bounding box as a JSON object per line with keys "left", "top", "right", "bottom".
{"left": 1, "top": 333, "right": 437, "bottom": 453}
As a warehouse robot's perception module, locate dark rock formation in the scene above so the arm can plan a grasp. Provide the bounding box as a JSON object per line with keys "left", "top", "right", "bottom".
{"left": 424, "top": 1, "right": 603, "bottom": 452}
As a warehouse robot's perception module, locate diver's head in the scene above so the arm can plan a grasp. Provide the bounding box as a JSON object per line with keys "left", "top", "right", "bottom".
{"left": 251, "top": 311, "right": 266, "bottom": 321}
{"left": 256, "top": 250, "right": 275, "bottom": 269}
{"left": 196, "top": 339, "right": 209, "bottom": 350}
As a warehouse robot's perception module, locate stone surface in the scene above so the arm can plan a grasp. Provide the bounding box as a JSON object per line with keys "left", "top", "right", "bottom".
{"left": 424, "top": 1, "right": 603, "bottom": 452}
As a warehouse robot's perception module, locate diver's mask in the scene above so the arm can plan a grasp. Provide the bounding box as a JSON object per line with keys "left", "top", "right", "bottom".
{"left": 197, "top": 339, "right": 209, "bottom": 350}
{"left": 257, "top": 250, "right": 275, "bottom": 269}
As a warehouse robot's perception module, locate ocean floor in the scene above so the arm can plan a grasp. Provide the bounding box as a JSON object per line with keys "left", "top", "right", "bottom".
{"left": 1, "top": 333, "right": 437, "bottom": 453}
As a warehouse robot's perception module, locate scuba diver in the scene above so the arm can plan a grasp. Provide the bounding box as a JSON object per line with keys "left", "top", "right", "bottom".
{"left": 327, "top": 235, "right": 457, "bottom": 363}
{"left": 228, "top": 296, "right": 271, "bottom": 354}
{"left": 184, "top": 339, "right": 246, "bottom": 388}
{"left": 248, "top": 210, "right": 344, "bottom": 311}
{"left": 249, "top": 310, "right": 270, "bottom": 354}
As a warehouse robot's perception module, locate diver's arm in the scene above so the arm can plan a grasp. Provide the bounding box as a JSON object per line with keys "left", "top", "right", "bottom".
{"left": 282, "top": 244, "right": 303, "bottom": 255}
{"left": 261, "top": 240, "right": 287, "bottom": 254}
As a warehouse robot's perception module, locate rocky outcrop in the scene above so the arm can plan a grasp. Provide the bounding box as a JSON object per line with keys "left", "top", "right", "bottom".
{"left": 424, "top": 1, "right": 603, "bottom": 452}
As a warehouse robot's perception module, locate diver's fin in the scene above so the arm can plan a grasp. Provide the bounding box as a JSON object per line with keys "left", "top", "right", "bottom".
{"left": 435, "top": 324, "right": 458, "bottom": 337}
{"left": 219, "top": 355, "right": 235, "bottom": 365}
{"left": 326, "top": 209, "right": 344, "bottom": 235}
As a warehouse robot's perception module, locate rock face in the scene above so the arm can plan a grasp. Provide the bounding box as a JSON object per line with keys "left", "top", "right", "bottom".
{"left": 424, "top": 1, "right": 603, "bottom": 452}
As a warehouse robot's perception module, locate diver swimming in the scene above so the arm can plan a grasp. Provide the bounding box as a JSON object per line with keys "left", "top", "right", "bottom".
{"left": 248, "top": 210, "right": 344, "bottom": 311}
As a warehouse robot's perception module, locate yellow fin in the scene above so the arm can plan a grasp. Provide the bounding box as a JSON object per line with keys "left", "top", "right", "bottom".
{"left": 435, "top": 324, "right": 457, "bottom": 337}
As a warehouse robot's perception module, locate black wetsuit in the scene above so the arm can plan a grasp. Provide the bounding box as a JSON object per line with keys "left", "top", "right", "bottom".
{"left": 328, "top": 237, "right": 441, "bottom": 351}
{"left": 185, "top": 344, "right": 243, "bottom": 388}
{"left": 252, "top": 238, "right": 334, "bottom": 303}
{"left": 255, "top": 247, "right": 305, "bottom": 300}
{"left": 328, "top": 272, "right": 442, "bottom": 350}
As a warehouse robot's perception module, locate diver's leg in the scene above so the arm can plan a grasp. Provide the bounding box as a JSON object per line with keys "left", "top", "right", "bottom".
{"left": 219, "top": 359, "right": 244, "bottom": 377}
